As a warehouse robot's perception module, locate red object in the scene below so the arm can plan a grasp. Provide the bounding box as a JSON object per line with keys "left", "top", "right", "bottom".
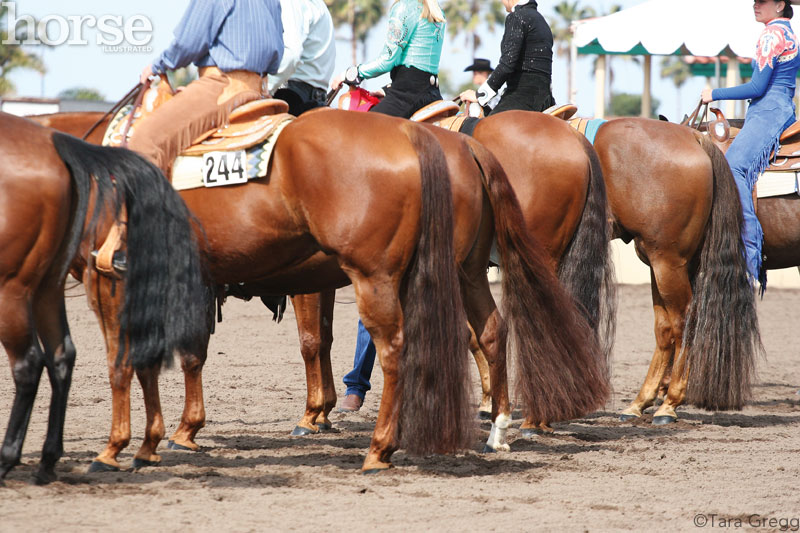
{"left": 345, "top": 87, "right": 380, "bottom": 112}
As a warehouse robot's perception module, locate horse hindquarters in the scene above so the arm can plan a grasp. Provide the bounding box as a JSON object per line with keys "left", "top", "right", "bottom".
{"left": 465, "top": 139, "right": 610, "bottom": 424}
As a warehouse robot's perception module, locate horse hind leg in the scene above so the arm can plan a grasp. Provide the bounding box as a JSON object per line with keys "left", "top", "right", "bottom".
{"left": 620, "top": 268, "right": 677, "bottom": 421}
{"left": 348, "top": 276, "right": 404, "bottom": 472}
{"left": 651, "top": 264, "right": 692, "bottom": 425}
{"left": 32, "top": 284, "right": 76, "bottom": 485}
{"left": 132, "top": 365, "right": 165, "bottom": 468}
{"left": 460, "top": 246, "right": 511, "bottom": 452}
{"left": 84, "top": 271, "right": 134, "bottom": 472}
{"left": 167, "top": 347, "right": 208, "bottom": 451}
{"left": 290, "top": 291, "right": 336, "bottom": 436}
{"left": 468, "top": 325, "right": 493, "bottom": 420}
{"left": 0, "top": 289, "right": 45, "bottom": 483}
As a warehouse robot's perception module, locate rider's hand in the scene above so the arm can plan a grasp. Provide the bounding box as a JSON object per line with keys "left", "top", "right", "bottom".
{"left": 331, "top": 71, "right": 346, "bottom": 90}
{"left": 140, "top": 64, "right": 154, "bottom": 85}
{"left": 701, "top": 88, "right": 713, "bottom": 104}
{"left": 459, "top": 89, "right": 477, "bottom": 103}
{"left": 370, "top": 88, "right": 385, "bottom": 99}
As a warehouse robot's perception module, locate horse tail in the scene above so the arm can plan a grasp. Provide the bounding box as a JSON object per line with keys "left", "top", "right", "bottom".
{"left": 465, "top": 138, "right": 610, "bottom": 423}
{"left": 51, "top": 132, "right": 210, "bottom": 370}
{"left": 397, "top": 123, "right": 474, "bottom": 455}
{"left": 557, "top": 133, "right": 617, "bottom": 366}
{"left": 684, "top": 132, "right": 761, "bottom": 410}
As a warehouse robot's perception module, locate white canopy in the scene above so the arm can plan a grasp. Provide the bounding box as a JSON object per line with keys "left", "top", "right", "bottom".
{"left": 572, "top": 0, "right": 796, "bottom": 58}
{"left": 570, "top": 0, "right": 800, "bottom": 118}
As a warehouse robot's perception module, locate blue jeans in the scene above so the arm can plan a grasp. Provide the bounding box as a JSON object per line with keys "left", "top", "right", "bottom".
{"left": 725, "top": 86, "right": 795, "bottom": 283}
{"left": 342, "top": 319, "right": 376, "bottom": 399}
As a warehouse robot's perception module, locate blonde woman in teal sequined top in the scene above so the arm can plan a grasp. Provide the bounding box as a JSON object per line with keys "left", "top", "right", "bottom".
{"left": 332, "top": 0, "right": 446, "bottom": 118}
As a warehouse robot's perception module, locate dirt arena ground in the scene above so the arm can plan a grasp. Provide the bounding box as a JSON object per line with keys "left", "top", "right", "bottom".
{"left": 1, "top": 283, "right": 799, "bottom": 532}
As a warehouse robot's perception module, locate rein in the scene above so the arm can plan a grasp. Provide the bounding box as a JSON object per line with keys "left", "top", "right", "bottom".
{"left": 683, "top": 99, "right": 709, "bottom": 130}
{"left": 119, "top": 78, "right": 152, "bottom": 148}
{"left": 81, "top": 82, "right": 144, "bottom": 141}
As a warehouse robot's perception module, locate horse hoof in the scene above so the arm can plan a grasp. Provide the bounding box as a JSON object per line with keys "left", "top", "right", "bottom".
{"left": 132, "top": 458, "right": 159, "bottom": 470}
{"left": 362, "top": 468, "right": 387, "bottom": 475}
{"left": 167, "top": 440, "right": 194, "bottom": 451}
{"left": 31, "top": 468, "right": 57, "bottom": 486}
{"left": 478, "top": 410, "right": 492, "bottom": 421}
{"left": 88, "top": 461, "right": 119, "bottom": 473}
{"left": 619, "top": 413, "right": 640, "bottom": 422}
{"left": 519, "top": 428, "right": 539, "bottom": 439}
{"left": 482, "top": 444, "right": 499, "bottom": 453}
{"left": 290, "top": 426, "right": 315, "bottom": 437}
{"left": 652, "top": 415, "right": 677, "bottom": 426}
{"left": 317, "top": 422, "right": 332, "bottom": 431}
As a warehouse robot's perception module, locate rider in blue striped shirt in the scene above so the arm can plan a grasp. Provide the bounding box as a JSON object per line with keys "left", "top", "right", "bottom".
{"left": 131, "top": 0, "right": 283, "bottom": 172}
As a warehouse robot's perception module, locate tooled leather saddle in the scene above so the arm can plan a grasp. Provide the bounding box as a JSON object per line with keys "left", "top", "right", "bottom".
{"left": 692, "top": 104, "right": 800, "bottom": 199}
{"left": 405, "top": 99, "right": 578, "bottom": 134}
{"left": 103, "top": 75, "right": 294, "bottom": 191}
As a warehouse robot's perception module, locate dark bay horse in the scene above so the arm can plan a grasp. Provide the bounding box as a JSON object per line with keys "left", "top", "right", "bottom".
{"left": 593, "top": 118, "right": 760, "bottom": 423}
{"left": 0, "top": 113, "right": 208, "bottom": 484}
{"left": 38, "top": 109, "right": 608, "bottom": 472}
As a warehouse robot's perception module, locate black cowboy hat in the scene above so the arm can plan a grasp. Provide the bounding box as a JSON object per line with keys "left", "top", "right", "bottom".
{"left": 464, "top": 58, "right": 493, "bottom": 72}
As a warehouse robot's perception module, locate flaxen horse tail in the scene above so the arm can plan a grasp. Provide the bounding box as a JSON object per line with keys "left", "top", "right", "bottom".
{"left": 465, "top": 138, "right": 610, "bottom": 423}
{"left": 558, "top": 132, "right": 617, "bottom": 366}
{"left": 397, "top": 123, "right": 474, "bottom": 455}
{"left": 684, "top": 132, "right": 761, "bottom": 410}
{"left": 51, "top": 132, "right": 210, "bottom": 371}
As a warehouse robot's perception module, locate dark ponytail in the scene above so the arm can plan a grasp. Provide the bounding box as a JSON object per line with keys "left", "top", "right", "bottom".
{"left": 782, "top": 1, "right": 794, "bottom": 19}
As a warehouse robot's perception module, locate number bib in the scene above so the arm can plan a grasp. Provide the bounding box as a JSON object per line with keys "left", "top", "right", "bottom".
{"left": 202, "top": 151, "right": 248, "bottom": 187}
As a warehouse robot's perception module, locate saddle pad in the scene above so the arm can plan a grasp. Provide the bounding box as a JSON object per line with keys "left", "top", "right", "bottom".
{"left": 756, "top": 171, "right": 800, "bottom": 198}
{"left": 568, "top": 118, "right": 607, "bottom": 145}
{"left": 171, "top": 117, "right": 293, "bottom": 191}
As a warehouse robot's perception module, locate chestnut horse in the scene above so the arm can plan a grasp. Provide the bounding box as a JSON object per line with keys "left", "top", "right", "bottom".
{"left": 288, "top": 111, "right": 616, "bottom": 437}
{"left": 0, "top": 113, "right": 208, "bottom": 485}
{"left": 593, "top": 118, "right": 760, "bottom": 423}
{"left": 38, "top": 109, "right": 608, "bottom": 472}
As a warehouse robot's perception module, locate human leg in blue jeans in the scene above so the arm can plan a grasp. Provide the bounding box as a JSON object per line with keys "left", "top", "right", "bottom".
{"left": 724, "top": 91, "right": 795, "bottom": 287}
{"left": 340, "top": 319, "right": 376, "bottom": 411}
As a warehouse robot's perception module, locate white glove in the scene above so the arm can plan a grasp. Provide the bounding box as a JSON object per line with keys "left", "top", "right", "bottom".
{"left": 476, "top": 81, "right": 497, "bottom": 107}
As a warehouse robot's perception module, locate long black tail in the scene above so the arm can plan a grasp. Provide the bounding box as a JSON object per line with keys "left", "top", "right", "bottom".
{"left": 684, "top": 132, "right": 762, "bottom": 410}
{"left": 557, "top": 133, "right": 617, "bottom": 366}
{"left": 397, "top": 123, "right": 473, "bottom": 455}
{"left": 52, "top": 132, "right": 210, "bottom": 370}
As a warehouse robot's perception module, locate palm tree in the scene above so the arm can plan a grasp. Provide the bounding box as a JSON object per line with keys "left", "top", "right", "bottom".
{"left": 327, "top": 0, "right": 386, "bottom": 65}
{"left": 0, "top": 3, "right": 46, "bottom": 96}
{"left": 660, "top": 56, "right": 691, "bottom": 120}
{"left": 443, "top": 0, "right": 505, "bottom": 58}
{"left": 549, "top": 1, "right": 595, "bottom": 103}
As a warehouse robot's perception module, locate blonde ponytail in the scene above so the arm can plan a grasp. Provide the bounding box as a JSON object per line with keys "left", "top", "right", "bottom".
{"left": 421, "top": 0, "right": 445, "bottom": 23}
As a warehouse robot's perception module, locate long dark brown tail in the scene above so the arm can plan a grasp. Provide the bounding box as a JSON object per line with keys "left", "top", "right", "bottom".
{"left": 684, "top": 133, "right": 762, "bottom": 409}
{"left": 397, "top": 123, "right": 474, "bottom": 454}
{"left": 466, "top": 138, "right": 610, "bottom": 423}
{"left": 52, "top": 132, "right": 211, "bottom": 370}
{"left": 557, "top": 133, "right": 617, "bottom": 366}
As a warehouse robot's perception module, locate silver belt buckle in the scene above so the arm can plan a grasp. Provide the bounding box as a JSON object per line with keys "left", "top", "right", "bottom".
{"left": 430, "top": 75, "right": 438, "bottom": 88}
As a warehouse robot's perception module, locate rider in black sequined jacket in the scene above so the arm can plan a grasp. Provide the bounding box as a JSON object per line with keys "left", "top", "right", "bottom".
{"left": 475, "top": 0, "right": 555, "bottom": 115}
